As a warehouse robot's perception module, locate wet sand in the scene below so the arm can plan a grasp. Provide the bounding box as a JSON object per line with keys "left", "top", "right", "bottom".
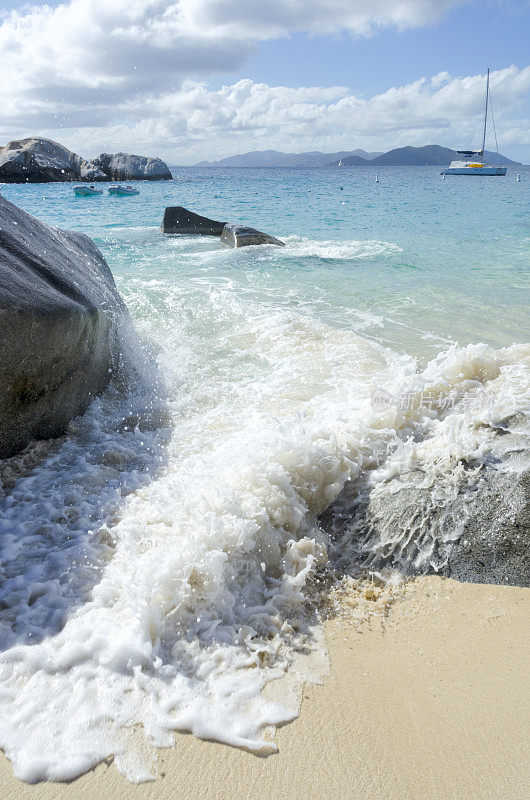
{"left": 1, "top": 575, "right": 528, "bottom": 800}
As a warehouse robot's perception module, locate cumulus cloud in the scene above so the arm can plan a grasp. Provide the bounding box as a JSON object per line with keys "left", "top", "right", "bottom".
{"left": 0, "top": 0, "right": 459, "bottom": 130}
{"left": 1, "top": 1, "right": 528, "bottom": 161}
{"left": 29, "top": 68, "right": 530, "bottom": 163}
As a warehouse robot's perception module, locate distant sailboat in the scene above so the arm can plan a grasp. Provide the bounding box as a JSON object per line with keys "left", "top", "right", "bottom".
{"left": 441, "top": 69, "right": 507, "bottom": 176}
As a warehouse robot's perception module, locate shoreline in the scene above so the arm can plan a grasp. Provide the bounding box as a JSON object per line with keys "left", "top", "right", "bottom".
{"left": 1, "top": 575, "right": 528, "bottom": 800}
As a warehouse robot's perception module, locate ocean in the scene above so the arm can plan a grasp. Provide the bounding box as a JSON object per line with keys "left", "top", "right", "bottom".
{"left": 0, "top": 166, "right": 528, "bottom": 781}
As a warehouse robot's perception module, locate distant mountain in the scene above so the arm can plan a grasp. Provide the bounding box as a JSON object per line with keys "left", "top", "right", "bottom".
{"left": 334, "top": 145, "right": 522, "bottom": 167}
{"left": 194, "top": 149, "right": 382, "bottom": 167}
{"left": 478, "top": 150, "right": 521, "bottom": 166}
{"left": 191, "top": 145, "right": 522, "bottom": 169}
{"left": 363, "top": 145, "right": 456, "bottom": 166}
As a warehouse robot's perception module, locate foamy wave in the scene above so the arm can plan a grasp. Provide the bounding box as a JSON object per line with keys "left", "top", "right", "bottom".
{"left": 280, "top": 235, "right": 402, "bottom": 260}
{"left": 0, "top": 273, "right": 528, "bottom": 783}
{"left": 160, "top": 233, "right": 401, "bottom": 262}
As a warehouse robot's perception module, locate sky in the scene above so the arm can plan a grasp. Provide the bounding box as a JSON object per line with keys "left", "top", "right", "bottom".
{"left": 0, "top": 1, "right": 529, "bottom": 164}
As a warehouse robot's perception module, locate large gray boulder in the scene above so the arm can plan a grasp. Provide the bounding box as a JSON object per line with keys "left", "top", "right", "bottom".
{"left": 323, "top": 416, "right": 530, "bottom": 587}
{"left": 0, "top": 195, "right": 128, "bottom": 458}
{"left": 0, "top": 138, "right": 172, "bottom": 184}
{"left": 220, "top": 223, "right": 285, "bottom": 248}
{"left": 162, "top": 206, "right": 227, "bottom": 235}
{"left": 0, "top": 138, "right": 107, "bottom": 183}
{"left": 93, "top": 152, "right": 172, "bottom": 181}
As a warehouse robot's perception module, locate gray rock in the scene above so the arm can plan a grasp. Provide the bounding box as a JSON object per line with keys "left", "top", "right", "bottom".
{"left": 0, "top": 138, "right": 107, "bottom": 183}
{"left": 93, "top": 152, "right": 172, "bottom": 181}
{"left": 72, "top": 154, "right": 108, "bottom": 182}
{"left": 0, "top": 138, "right": 171, "bottom": 184}
{"left": 220, "top": 224, "right": 285, "bottom": 248}
{"left": 441, "top": 465, "right": 529, "bottom": 586}
{"left": 162, "top": 206, "right": 227, "bottom": 235}
{"left": 323, "top": 418, "right": 530, "bottom": 587}
{"left": 0, "top": 195, "right": 128, "bottom": 458}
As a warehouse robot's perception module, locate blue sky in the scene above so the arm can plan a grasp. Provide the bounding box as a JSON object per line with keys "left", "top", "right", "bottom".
{"left": 237, "top": 3, "right": 530, "bottom": 97}
{"left": 0, "top": 1, "right": 529, "bottom": 162}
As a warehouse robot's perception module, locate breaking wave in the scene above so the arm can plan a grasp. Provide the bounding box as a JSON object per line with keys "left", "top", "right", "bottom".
{"left": 0, "top": 239, "right": 528, "bottom": 783}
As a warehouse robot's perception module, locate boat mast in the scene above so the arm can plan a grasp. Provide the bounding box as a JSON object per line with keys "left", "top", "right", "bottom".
{"left": 480, "top": 68, "right": 490, "bottom": 156}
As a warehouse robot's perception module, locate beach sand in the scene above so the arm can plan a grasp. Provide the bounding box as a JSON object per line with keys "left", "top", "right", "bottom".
{"left": 1, "top": 575, "right": 528, "bottom": 800}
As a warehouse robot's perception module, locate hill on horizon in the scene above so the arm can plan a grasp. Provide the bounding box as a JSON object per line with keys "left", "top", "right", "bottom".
{"left": 188, "top": 145, "right": 522, "bottom": 168}
{"left": 336, "top": 145, "right": 456, "bottom": 166}
{"left": 192, "top": 148, "right": 382, "bottom": 168}
{"left": 334, "top": 145, "right": 521, "bottom": 167}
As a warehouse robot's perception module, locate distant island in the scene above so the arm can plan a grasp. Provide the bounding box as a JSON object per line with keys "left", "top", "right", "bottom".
{"left": 194, "top": 149, "right": 382, "bottom": 168}
{"left": 191, "top": 145, "right": 522, "bottom": 168}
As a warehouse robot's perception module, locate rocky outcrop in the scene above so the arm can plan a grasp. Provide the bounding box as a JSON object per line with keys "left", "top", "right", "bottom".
{"left": 161, "top": 207, "right": 284, "bottom": 245}
{"left": 323, "top": 417, "right": 530, "bottom": 587}
{"left": 0, "top": 138, "right": 172, "bottom": 184}
{"left": 93, "top": 152, "right": 172, "bottom": 181}
{"left": 220, "top": 224, "right": 285, "bottom": 248}
{"left": 162, "top": 206, "right": 227, "bottom": 235}
{"left": 0, "top": 195, "right": 128, "bottom": 458}
{"left": 0, "top": 138, "right": 107, "bottom": 183}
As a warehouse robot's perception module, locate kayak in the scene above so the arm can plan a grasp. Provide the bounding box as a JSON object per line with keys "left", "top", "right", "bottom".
{"left": 73, "top": 186, "right": 103, "bottom": 196}
{"left": 108, "top": 185, "right": 140, "bottom": 196}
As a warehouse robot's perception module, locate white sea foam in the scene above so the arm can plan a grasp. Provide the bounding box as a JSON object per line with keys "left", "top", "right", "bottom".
{"left": 0, "top": 268, "right": 528, "bottom": 783}
{"left": 153, "top": 233, "right": 401, "bottom": 263}
{"left": 279, "top": 235, "right": 402, "bottom": 260}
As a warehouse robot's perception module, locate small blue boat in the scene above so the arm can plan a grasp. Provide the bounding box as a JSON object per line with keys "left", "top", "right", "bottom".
{"left": 108, "top": 185, "right": 140, "bottom": 197}
{"left": 74, "top": 185, "right": 103, "bottom": 196}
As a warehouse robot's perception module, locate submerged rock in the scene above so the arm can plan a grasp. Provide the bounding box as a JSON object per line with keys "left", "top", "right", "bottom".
{"left": 323, "top": 417, "right": 530, "bottom": 587}
{"left": 0, "top": 138, "right": 107, "bottom": 184}
{"left": 162, "top": 206, "right": 227, "bottom": 235}
{"left": 0, "top": 195, "right": 128, "bottom": 458}
{"left": 220, "top": 224, "right": 285, "bottom": 248}
{"left": 93, "top": 152, "right": 172, "bottom": 181}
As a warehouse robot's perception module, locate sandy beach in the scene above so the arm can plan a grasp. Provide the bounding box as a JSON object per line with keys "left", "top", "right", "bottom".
{"left": 1, "top": 575, "right": 527, "bottom": 800}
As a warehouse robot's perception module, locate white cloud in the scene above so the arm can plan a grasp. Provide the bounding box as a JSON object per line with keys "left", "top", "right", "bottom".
{"left": 33, "top": 68, "right": 530, "bottom": 163}
{"left": 1, "top": 1, "right": 528, "bottom": 162}
{"left": 0, "top": 0, "right": 459, "bottom": 130}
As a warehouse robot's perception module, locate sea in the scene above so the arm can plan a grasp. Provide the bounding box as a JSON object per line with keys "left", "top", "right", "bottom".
{"left": 0, "top": 166, "right": 528, "bottom": 782}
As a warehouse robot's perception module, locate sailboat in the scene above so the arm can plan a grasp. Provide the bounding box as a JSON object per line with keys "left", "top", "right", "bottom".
{"left": 441, "top": 69, "right": 507, "bottom": 176}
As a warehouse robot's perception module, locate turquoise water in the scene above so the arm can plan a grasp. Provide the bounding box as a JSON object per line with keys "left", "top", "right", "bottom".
{"left": 4, "top": 166, "right": 529, "bottom": 355}
{"left": 0, "top": 168, "right": 529, "bottom": 782}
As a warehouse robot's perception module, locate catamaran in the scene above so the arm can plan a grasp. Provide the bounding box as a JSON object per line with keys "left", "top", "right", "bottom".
{"left": 441, "top": 69, "right": 507, "bottom": 176}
